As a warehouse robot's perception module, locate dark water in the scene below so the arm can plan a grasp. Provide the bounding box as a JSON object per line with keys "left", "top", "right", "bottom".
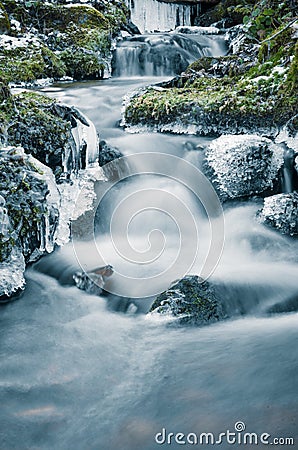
{"left": 1, "top": 36, "right": 298, "bottom": 450}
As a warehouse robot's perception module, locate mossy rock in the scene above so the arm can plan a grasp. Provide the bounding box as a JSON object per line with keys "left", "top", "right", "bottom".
{"left": 60, "top": 47, "right": 105, "bottom": 80}
{"left": 1, "top": 91, "right": 73, "bottom": 178}
{"left": 0, "top": 0, "right": 129, "bottom": 83}
{"left": 149, "top": 275, "right": 224, "bottom": 326}
{"left": 0, "top": 38, "right": 67, "bottom": 83}
{"left": 0, "top": 146, "right": 58, "bottom": 263}
{"left": 125, "top": 14, "right": 298, "bottom": 135}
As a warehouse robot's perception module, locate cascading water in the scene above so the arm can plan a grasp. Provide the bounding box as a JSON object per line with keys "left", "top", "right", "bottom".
{"left": 125, "top": 0, "right": 200, "bottom": 33}
{"left": 1, "top": 23, "right": 298, "bottom": 450}
{"left": 112, "top": 32, "right": 227, "bottom": 77}
{"left": 281, "top": 145, "right": 298, "bottom": 193}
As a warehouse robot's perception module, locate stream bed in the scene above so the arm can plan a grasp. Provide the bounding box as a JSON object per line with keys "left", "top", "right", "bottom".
{"left": 1, "top": 33, "right": 298, "bottom": 450}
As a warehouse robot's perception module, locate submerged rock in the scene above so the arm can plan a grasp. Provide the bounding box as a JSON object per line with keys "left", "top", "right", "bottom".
{"left": 258, "top": 193, "right": 298, "bottom": 236}
{"left": 205, "top": 135, "right": 283, "bottom": 200}
{"left": 73, "top": 265, "right": 114, "bottom": 296}
{"left": 98, "top": 140, "right": 130, "bottom": 180}
{"left": 149, "top": 275, "right": 224, "bottom": 326}
{"left": 98, "top": 140, "right": 123, "bottom": 167}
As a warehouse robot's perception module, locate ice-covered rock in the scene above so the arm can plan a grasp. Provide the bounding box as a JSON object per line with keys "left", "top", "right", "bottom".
{"left": 0, "top": 247, "right": 25, "bottom": 301}
{"left": 148, "top": 275, "right": 224, "bottom": 326}
{"left": 0, "top": 147, "right": 59, "bottom": 296}
{"left": 258, "top": 193, "right": 298, "bottom": 236}
{"left": 0, "top": 144, "right": 105, "bottom": 299}
{"left": 205, "top": 135, "right": 284, "bottom": 199}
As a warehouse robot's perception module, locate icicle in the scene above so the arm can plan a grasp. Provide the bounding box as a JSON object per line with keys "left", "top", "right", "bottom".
{"left": 125, "top": 0, "right": 192, "bottom": 33}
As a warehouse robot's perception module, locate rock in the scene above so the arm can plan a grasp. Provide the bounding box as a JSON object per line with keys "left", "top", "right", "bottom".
{"left": 205, "top": 135, "right": 283, "bottom": 200}
{"left": 0, "top": 146, "right": 60, "bottom": 298}
{"left": 121, "top": 19, "right": 141, "bottom": 35}
{"left": 258, "top": 193, "right": 298, "bottom": 236}
{"left": 98, "top": 140, "right": 129, "bottom": 180}
{"left": 0, "top": 247, "right": 25, "bottom": 301}
{"left": 3, "top": 91, "right": 98, "bottom": 179}
{"left": 73, "top": 265, "right": 114, "bottom": 296}
{"left": 0, "top": 0, "right": 129, "bottom": 83}
{"left": 98, "top": 140, "right": 123, "bottom": 167}
{"left": 149, "top": 275, "right": 224, "bottom": 326}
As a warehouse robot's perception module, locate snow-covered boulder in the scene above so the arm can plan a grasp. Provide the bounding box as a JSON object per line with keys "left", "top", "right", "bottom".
{"left": 205, "top": 134, "right": 283, "bottom": 199}
{"left": 258, "top": 193, "right": 298, "bottom": 236}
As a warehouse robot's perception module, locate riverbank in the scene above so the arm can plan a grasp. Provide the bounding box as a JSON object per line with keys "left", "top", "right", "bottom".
{"left": 124, "top": 2, "right": 298, "bottom": 136}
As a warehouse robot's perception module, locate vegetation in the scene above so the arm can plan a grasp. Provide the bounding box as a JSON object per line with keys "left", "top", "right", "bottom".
{"left": 0, "top": 0, "right": 129, "bottom": 83}
{"left": 0, "top": 90, "right": 73, "bottom": 178}
{"left": 125, "top": 0, "right": 298, "bottom": 134}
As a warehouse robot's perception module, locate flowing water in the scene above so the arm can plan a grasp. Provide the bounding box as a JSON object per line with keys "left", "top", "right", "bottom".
{"left": 1, "top": 32, "right": 298, "bottom": 450}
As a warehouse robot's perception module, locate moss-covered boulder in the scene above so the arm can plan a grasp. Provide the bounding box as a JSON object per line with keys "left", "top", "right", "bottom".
{"left": 258, "top": 193, "right": 298, "bottom": 236}
{"left": 149, "top": 275, "right": 224, "bottom": 326}
{"left": 0, "top": 146, "right": 59, "bottom": 261}
{"left": 0, "top": 34, "right": 67, "bottom": 83}
{"left": 0, "top": 91, "right": 74, "bottom": 178}
{"left": 0, "top": 90, "right": 99, "bottom": 179}
{"left": 205, "top": 135, "right": 283, "bottom": 199}
{"left": 0, "top": 0, "right": 129, "bottom": 83}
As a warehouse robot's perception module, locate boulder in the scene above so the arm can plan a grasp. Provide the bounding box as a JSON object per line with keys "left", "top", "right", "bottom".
{"left": 3, "top": 91, "right": 97, "bottom": 179}
{"left": 98, "top": 140, "right": 123, "bottom": 167}
{"left": 205, "top": 134, "right": 283, "bottom": 200}
{"left": 0, "top": 146, "right": 60, "bottom": 298}
{"left": 149, "top": 275, "right": 224, "bottom": 326}
{"left": 98, "top": 140, "right": 129, "bottom": 180}
{"left": 0, "top": 0, "right": 129, "bottom": 83}
{"left": 258, "top": 193, "right": 298, "bottom": 236}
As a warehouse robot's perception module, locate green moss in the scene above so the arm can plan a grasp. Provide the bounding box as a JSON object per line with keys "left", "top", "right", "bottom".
{"left": 0, "top": 91, "right": 72, "bottom": 177}
{"left": 126, "top": 0, "right": 298, "bottom": 133}
{"left": 60, "top": 48, "right": 105, "bottom": 80}
{"left": 0, "top": 0, "right": 129, "bottom": 83}
{"left": 0, "top": 40, "right": 67, "bottom": 83}
{"left": 0, "top": 148, "right": 50, "bottom": 262}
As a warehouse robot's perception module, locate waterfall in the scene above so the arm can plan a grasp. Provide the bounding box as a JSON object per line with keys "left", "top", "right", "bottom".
{"left": 112, "top": 33, "right": 227, "bottom": 77}
{"left": 281, "top": 145, "right": 298, "bottom": 193}
{"left": 125, "top": 0, "right": 200, "bottom": 33}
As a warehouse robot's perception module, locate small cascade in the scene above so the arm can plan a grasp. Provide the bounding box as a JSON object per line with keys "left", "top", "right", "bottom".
{"left": 125, "top": 0, "right": 200, "bottom": 33}
{"left": 112, "top": 33, "right": 222, "bottom": 77}
{"left": 281, "top": 145, "right": 298, "bottom": 193}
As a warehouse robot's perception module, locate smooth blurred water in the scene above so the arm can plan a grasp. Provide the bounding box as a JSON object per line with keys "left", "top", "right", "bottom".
{"left": 1, "top": 43, "right": 298, "bottom": 450}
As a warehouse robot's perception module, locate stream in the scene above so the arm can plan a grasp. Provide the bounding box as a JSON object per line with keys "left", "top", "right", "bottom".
{"left": 1, "top": 31, "right": 298, "bottom": 450}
